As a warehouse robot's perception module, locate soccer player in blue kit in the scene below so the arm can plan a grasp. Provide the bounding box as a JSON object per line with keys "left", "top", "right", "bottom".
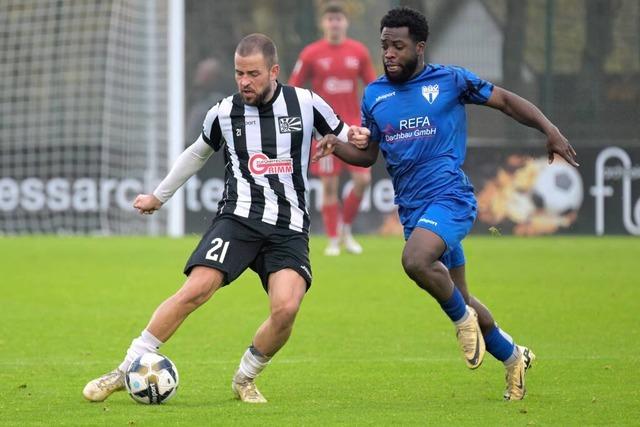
{"left": 315, "top": 7, "right": 578, "bottom": 400}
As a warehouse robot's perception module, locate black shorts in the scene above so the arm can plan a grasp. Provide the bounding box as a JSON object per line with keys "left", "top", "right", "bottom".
{"left": 184, "top": 214, "right": 312, "bottom": 291}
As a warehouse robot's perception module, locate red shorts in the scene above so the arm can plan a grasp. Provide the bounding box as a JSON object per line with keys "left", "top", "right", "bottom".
{"left": 310, "top": 140, "right": 370, "bottom": 177}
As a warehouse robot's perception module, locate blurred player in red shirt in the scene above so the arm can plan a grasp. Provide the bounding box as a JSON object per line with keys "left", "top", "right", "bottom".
{"left": 289, "top": 1, "right": 377, "bottom": 256}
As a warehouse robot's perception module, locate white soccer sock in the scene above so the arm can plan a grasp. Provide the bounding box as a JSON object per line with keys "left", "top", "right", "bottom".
{"left": 504, "top": 344, "right": 520, "bottom": 366}
{"left": 342, "top": 224, "right": 353, "bottom": 237}
{"left": 234, "top": 346, "right": 271, "bottom": 382}
{"left": 118, "top": 329, "right": 163, "bottom": 373}
{"left": 452, "top": 308, "right": 470, "bottom": 326}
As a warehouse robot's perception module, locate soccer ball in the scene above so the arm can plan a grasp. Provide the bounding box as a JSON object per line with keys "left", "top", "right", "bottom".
{"left": 532, "top": 162, "right": 583, "bottom": 215}
{"left": 125, "top": 353, "right": 179, "bottom": 404}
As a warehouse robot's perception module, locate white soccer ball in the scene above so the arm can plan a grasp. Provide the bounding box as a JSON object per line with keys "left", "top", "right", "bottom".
{"left": 125, "top": 353, "right": 179, "bottom": 404}
{"left": 532, "top": 162, "right": 583, "bottom": 215}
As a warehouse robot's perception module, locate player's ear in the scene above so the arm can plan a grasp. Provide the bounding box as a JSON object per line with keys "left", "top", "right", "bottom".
{"left": 416, "top": 40, "right": 426, "bottom": 56}
{"left": 270, "top": 63, "right": 280, "bottom": 81}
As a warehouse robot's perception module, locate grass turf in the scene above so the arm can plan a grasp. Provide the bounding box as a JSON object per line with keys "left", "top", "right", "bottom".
{"left": 0, "top": 236, "right": 638, "bottom": 425}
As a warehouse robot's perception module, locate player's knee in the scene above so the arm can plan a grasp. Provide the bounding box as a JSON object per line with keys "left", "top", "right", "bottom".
{"left": 177, "top": 268, "right": 222, "bottom": 309}
{"left": 323, "top": 187, "right": 338, "bottom": 204}
{"left": 352, "top": 172, "right": 371, "bottom": 190}
{"left": 270, "top": 300, "right": 300, "bottom": 329}
{"left": 401, "top": 252, "right": 431, "bottom": 281}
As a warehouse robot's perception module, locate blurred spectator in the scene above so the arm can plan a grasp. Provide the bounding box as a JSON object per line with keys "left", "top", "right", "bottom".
{"left": 185, "top": 58, "right": 225, "bottom": 143}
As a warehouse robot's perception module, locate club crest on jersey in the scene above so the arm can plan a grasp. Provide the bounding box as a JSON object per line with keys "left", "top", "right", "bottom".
{"left": 278, "top": 116, "right": 302, "bottom": 133}
{"left": 249, "top": 153, "right": 293, "bottom": 175}
{"left": 422, "top": 84, "right": 439, "bottom": 104}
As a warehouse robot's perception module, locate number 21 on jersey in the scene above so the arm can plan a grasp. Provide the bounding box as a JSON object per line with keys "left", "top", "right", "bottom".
{"left": 206, "top": 238, "right": 230, "bottom": 263}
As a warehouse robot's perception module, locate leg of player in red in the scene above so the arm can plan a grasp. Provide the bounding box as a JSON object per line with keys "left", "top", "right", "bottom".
{"left": 341, "top": 166, "right": 371, "bottom": 255}
{"left": 312, "top": 144, "right": 342, "bottom": 256}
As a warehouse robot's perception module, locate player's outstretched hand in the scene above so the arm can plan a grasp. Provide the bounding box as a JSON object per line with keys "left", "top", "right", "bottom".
{"left": 547, "top": 128, "right": 579, "bottom": 167}
{"left": 312, "top": 134, "right": 340, "bottom": 162}
{"left": 133, "top": 194, "right": 162, "bottom": 215}
{"left": 347, "top": 125, "right": 370, "bottom": 149}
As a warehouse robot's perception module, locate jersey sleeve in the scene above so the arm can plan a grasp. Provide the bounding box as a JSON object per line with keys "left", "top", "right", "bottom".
{"left": 361, "top": 96, "right": 381, "bottom": 143}
{"left": 288, "top": 49, "right": 311, "bottom": 87}
{"left": 451, "top": 66, "right": 494, "bottom": 105}
{"left": 310, "top": 91, "right": 348, "bottom": 140}
{"left": 201, "top": 102, "right": 224, "bottom": 151}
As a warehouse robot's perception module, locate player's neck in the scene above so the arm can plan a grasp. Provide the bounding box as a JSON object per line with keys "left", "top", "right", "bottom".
{"left": 262, "top": 81, "right": 278, "bottom": 105}
{"left": 325, "top": 34, "right": 346, "bottom": 45}
{"left": 409, "top": 61, "right": 426, "bottom": 80}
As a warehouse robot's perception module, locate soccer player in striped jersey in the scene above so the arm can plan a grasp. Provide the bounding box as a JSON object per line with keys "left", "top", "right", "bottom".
{"left": 316, "top": 7, "right": 578, "bottom": 400}
{"left": 83, "top": 33, "right": 369, "bottom": 404}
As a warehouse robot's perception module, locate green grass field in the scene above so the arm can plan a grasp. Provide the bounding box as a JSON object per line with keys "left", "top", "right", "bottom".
{"left": 1, "top": 235, "right": 638, "bottom": 426}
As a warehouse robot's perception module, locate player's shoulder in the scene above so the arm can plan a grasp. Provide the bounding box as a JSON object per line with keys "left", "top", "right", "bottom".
{"left": 299, "top": 39, "right": 326, "bottom": 57}
{"left": 362, "top": 75, "right": 394, "bottom": 105}
{"left": 426, "top": 63, "right": 477, "bottom": 82}
{"left": 204, "top": 95, "right": 233, "bottom": 116}
{"left": 343, "top": 37, "right": 368, "bottom": 51}
{"left": 281, "top": 83, "right": 315, "bottom": 103}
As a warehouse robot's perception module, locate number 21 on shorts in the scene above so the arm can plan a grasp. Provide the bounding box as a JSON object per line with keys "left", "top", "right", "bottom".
{"left": 206, "top": 238, "right": 230, "bottom": 263}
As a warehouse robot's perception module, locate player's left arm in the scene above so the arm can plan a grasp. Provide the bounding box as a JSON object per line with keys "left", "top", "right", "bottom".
{"left": 485, "top": 86, "right": 578, "bottom": 167}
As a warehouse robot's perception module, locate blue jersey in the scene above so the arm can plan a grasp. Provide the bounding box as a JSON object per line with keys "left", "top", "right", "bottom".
{"left": 361, "top": 64, "right": 494, "bottom": 210}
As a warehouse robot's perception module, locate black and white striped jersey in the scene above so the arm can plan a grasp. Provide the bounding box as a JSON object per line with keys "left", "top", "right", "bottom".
{"left": 201, "top": 83, "right": 347, "bottom": 233}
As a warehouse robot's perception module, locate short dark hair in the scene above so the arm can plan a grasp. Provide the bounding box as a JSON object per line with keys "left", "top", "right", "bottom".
{"left": 235, "top": 33, "right": 279, "bottom": 67}
{"left": 322, "top": 1, "right": 346, "bottom": 17}
{"left": 380, "top": 7, "right": 429, "bottom": 43}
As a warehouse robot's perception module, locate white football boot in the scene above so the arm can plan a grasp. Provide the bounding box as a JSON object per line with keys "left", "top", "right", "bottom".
{"left": 342, "top": 233, "right": 363, "bottom": 255}
{"left": 455, "top": 306, "right": 486, "bottom": 369}
{"left": 82, "top": 369, "right": 125, "bottom": 402}
{"left": 324, "top": 238, "right": 341, "bottom": 256}
{"left": 232, "top": 380, "right": 267, "bottom": 403}
{"left": 504, "top": 345, "right": 536, "bottom": 400}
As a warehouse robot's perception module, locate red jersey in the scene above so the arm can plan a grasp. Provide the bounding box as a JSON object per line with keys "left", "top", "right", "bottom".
{"left": 289, "top": 38, "right": 377, "bottom": 126}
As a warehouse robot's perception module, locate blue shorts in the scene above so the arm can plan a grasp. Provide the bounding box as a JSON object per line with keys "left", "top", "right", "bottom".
{"left": 440, "top": 243, "right": 465, "bottom": 269}
{"left": 400, "top": 195, "right": 477, "bottom": 256}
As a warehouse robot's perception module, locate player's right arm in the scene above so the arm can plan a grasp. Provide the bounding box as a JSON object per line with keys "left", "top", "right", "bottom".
{"left": 309, "top": 90, "right": 378, "bottom": 166}
{"left": 288, "top": 48, "right": 311, "bottom": 87}
{"left": 314, "top": 128, "right": 379, "bottom": 167}
{"left": 134, "top": 104, "right": 222, "bottom": 215}
{"left": 315, "top": 94, "right": 380, "bottom": 167}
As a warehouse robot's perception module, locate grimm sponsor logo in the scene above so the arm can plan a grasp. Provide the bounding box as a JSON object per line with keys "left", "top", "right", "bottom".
{"left": 375, "top": 91, "right": 396, "bottom": 102}
{"left": 248, "top": 153, "right": 293, "bottom": 175}
{"left": 278, "top": 116, "right": 302, "bottom": 133}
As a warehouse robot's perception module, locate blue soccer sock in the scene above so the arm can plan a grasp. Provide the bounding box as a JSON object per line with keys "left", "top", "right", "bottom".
{"left": 484, "top": 325, "right": 518, "bottom": 364}
{"left": 439, "top": 287, "right": 468, "bottom": 322}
